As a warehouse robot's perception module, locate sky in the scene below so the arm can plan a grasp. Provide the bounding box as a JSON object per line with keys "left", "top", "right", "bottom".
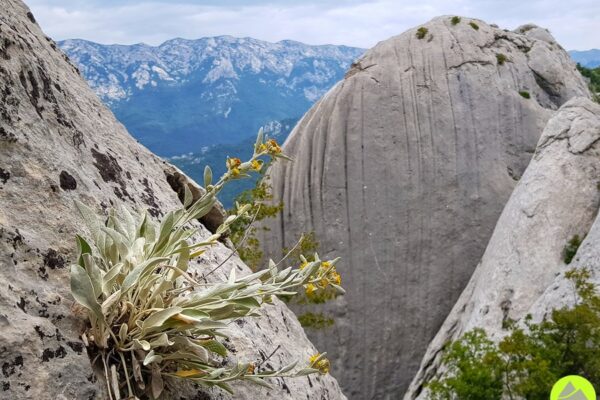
{"left": 28, "top": 0, "right": 600, "bottom": 50}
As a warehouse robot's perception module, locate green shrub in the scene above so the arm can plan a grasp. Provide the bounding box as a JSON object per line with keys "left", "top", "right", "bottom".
{"left": 428, "top": 268, "right": 600, "bottom": 399}
{"left": 228, "top": 178, "right": 283, "bottom": 271}
{"left": 496, "top": 53, "right": 507, "bottom": 65}
{"left": 69, "top": 130, "right": 344, "bottom": 399}
{"left": 469, "top": 21, "right": 480, "bottom": 30}
{"left": 563, "top": 234, "right": 583, "bottom": 264}
{"left": 282, "top": 231, "right": 319, "bottom": 265}
{"left": 577, "top": 63, "right": 600, "bottom": 103}
{"left": 298, "top": 312, "right": 335, "bottom": 329}
{"left": 428, "top": 329, "right": 505, "bottom": 399}
{"left": 416, "top": 27, "right": 429, "bottom": 39}
{"left": 451, "top": 16, "right": 461, "bottom": 25}
{"left": 228, "top": 144, "right": 339, "bottom": 328}
{"left": 519, "top": 91, "right": 531, "bottom": 99}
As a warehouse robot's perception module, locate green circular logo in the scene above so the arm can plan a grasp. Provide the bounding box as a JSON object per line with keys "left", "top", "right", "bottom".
{"left": 551, "top": 375, "right": 596, "bottom": 400}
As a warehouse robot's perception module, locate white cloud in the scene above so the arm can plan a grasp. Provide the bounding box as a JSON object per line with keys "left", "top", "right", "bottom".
{"left": 27, "top": 0, "right": 600, "bottom": 50}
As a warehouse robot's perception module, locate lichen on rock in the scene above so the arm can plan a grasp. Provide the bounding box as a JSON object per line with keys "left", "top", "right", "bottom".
{"left": 0, "top": 0, "right": 346, "bottom": 398}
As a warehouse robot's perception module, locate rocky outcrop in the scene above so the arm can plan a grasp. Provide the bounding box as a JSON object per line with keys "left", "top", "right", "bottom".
{"left": 406, "top": 97, "right": 600, "bottom": 399}
{"left": 0, "top": 0, "right": 345, "bottom": 399}
{"left": 258, "top": 16, "right": 590, "bottom": 398}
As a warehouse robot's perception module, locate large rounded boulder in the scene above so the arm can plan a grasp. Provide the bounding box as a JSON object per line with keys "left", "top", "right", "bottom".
{"left": 259, "top": 16, "right": 590, "bottom": 398}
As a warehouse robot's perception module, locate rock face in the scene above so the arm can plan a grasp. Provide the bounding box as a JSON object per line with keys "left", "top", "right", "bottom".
{"left": 0, "top": 1, "right": 345, "bottom": 399}
{"left": 258, "top": 16, "right": 590, "bottom": 398}
{"left": 406, "top": 97, "right": 600, "bottom": 399}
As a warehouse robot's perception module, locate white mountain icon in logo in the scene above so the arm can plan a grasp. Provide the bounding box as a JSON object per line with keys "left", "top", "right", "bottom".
{"left": 559, "top": 381, "right": 592, "bottom": 400}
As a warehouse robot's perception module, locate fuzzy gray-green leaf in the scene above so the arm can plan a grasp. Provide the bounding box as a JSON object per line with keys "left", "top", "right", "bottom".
{"left": 70, "top": 264, "right": 103, "bottom": 321}
{"left": 140, "top": 307, "right": 183, "bottom": 333}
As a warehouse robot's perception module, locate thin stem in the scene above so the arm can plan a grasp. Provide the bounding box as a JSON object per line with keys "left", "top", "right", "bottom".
{"left": 273, "top": 234, "right": 305, "bottom": 269}
{"left": 202, "top": 204, "right": 262, "bottom": 280}
{"left": 101, "top": 351, "right": 114, "bottom": 400}
{"left": 119, "top": 350, "right": 134, "bottom": 397}
{"left": 257, "top": 344, "right": 282, "bottom": 367}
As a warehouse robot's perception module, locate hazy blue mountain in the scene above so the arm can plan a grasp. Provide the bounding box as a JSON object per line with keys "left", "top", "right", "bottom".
{"left": 59, "top": 37, "right": 364, "bottom": 156}
{"left": 570, "top": 49, "right": 600, "bottom": 67}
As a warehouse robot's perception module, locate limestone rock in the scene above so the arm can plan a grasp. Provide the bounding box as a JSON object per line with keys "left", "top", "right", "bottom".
{"left": 406, "top": 97, "right": 600, "bottom": 398}
{"left": 0, "top": 0, "right": 345, "bottom": 399}
{"left": 258, "top": 16, "right": 590, "bottom": 398}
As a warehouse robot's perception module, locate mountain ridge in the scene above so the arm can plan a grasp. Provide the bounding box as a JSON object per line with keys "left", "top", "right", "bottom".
{"left": 569, "top": 49, "right": 600, "bottom": 67}
{"left": 58, "top": 37, "right": 364, "bottom": 156}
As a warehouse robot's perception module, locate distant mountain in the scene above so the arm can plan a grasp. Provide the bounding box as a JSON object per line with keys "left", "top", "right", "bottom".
{"left": 570, "top": 49, "right": 600, "bottom": 67}
{"left": 59, "top": 37, "right": 364, "bottom": 156}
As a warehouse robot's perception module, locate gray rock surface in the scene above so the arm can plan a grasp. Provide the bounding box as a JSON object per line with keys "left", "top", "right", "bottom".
{"left": 258, "top": 16, "right": 590, "bottom": 398}
{"left": 406, "top": 97, "right": 600, "bottom": 399}
{"left": 0, "top": 0, "right": 345, "bottom": 399}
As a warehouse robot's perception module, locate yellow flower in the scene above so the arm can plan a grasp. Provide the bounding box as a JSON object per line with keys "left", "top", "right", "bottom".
{"left": 316, "top": 358, "right": 330, "bottom": 374}
{"left": 299, "top": 261, "right": 308, "bottom": 270}
{"left": 331, "top": 271, "right": 342, "bottom": 285}
{"left": 309, "top": 353, "right": 321, "bottom": 365}
{"left": 305, "top": 283, "right": 317, "bottom": 296}
{"left": 226, "top": 157, "right": 242, "bottom": 170}
{"left": 246, "top": 363, "right": 255, "bottom": 374}
{"left": 321, "top": 261, "right": 331, "bottom": 269}
{"left": 266, "top": 139, "right": 282, "bottom": 154}
{"left": 320, "top": 278, "right": 329, "bottom": 288}
{"left": 231, "top": 167, "right": 240, "bottom": 177}
{"left": 257, "top": 143, "right": 268, "bottom": 153}
{"left": 309, "top": 353, "right": 330, "bottom": 374}
{"left": 251, "top": 159, "right": 263, "bottom": 171}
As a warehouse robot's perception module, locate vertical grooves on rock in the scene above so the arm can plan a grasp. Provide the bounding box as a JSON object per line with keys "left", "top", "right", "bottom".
{"left": 306, "top": 107, "right": 315, "bottom": 230}
{"left": 314, "top": 97, "right": 328, "bottom": 235}
{"left": 279, "top": 155, "right": 288, "bottom": 249}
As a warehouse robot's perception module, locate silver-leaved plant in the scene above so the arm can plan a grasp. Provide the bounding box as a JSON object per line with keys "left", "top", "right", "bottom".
{"left": 70, "top": 130, "right": 344, "bottom": 399}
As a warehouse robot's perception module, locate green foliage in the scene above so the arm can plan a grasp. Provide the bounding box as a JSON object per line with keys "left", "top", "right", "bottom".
{"left": 228, "top": 168, "right": 340, "bottom": 326}
{"left": 563, "top": 234, "right": 583, "bottom": 264}
{"left": 69, "top": 130, "right": 344, "bottom": 399}
{"left": 283, "top": 231, "right": 320, "bottom": 265}
{"left": 428, "top": 268, "right": 600, "bottom": 399}
{"left": 496, "top": 53, "right": 507, "bottom": 65}
{"left": 450, "top": 16, "right": 461, "bottom": 25}
{"left": 519, "top": 91, "right": 531, "bottom": 99}
{"left": 228, "top": 178, "right": 283, "bottom": 271}
{"left": 469, "top": 21, "right": 480, "bottom": 30}
{"left": 428, "top": 329, "right": 505, "bottom": 399}
{"left": 298, "top": 312, "right": 335, "bottom": 329}
{"left": 576, "top": 63, "right": 600, "bottom": 103}
{"left": 416, "top": 27, "right": 429, "bottom": 40}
